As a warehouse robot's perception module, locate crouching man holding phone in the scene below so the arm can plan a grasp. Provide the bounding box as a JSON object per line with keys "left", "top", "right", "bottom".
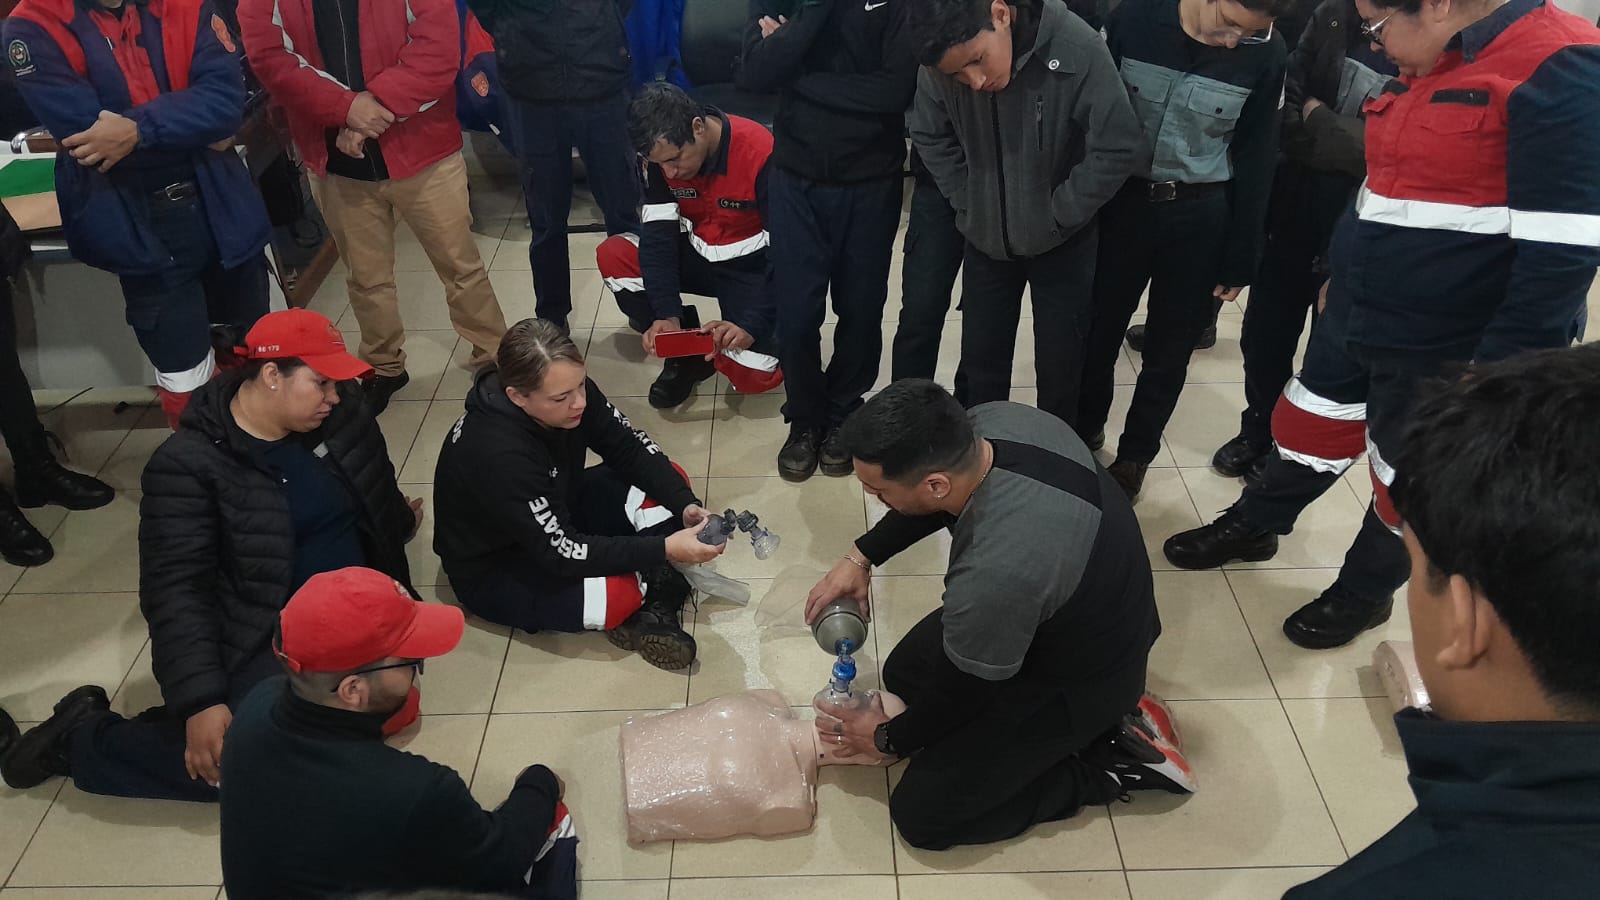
{"left": 596, "top": 83, "right": 782, "bottom": 409}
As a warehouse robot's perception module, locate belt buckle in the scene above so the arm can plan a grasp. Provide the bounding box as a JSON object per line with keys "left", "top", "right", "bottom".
{"left": 1148, "top": 181, "right": 1179, "bottom": 203}
{"left": 159, "top": 182, "right": 192, "bottom": 203}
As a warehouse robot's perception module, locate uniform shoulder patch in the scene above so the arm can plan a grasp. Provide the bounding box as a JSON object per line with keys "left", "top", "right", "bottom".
{"left": 8, "top": 39, "right": 35, "bottom": 76}
{"left": 211, "top": 15, "right": 238, "bottom": 54}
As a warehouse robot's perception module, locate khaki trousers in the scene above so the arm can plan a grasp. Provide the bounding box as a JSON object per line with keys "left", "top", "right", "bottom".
{"left": 313, "top": 152, "right": 507, "bottom": 376}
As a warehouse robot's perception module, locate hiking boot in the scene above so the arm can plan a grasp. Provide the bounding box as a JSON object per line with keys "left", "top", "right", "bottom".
{"left": 1163, "top": 506, "right": 1278, "bottom": 570}
{"left": 1211, "top": 433, "right": 1273, "bottom": 479}
{"left": 648, "top": 356, "right": 715, "bottom": 409}
{"left": 0, "top": 490, "right": 52, "bottom": 567}
{"left": 363, "top": 371, "right": 410, "bottom": 417}
{"left": 777, "top": 424, "right": 821, "bottom": 482}
{"left": 1, "top": 685, "right": 110, "bottom": 789}
{"left": 818, "top": 426, "right": 852, "bottom": 477}
{"left": 1107, "top": 459, "right": 1148, "bottom": 501}
{"left": 607, "top": 567, "right": 697, "bottom": 670}
{"left": 1081, "top": 714, "right": 1198, "bottom": 795}
{"left": 1283, "top": 584, "right": 1394, "bottom": 650}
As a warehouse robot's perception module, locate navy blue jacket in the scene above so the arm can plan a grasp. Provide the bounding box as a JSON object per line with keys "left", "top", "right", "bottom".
{"left": 3, "top": 0, "right": 269, "bottom": 276}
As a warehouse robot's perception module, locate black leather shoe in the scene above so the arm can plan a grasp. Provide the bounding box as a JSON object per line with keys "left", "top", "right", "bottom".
{"left": 0, "top": 491, "right": 52, "bottom": 567}
{"left": 1107, "top": 459, "right": 1147, "bottom": 500}
{"left": 607, "top": 566, "right": 696, "bottom": 670}
{"left": 1211, "top": 434, "right": 1273, "bottom": 479}
{"left": 0, "top": 706, "right": 18, "bottom": 760}
{"left": 1163, "top": 506, "right": 1278, "bottom": 570}
{"left": 1087, "top": 430, "right": 1106, "bottom": 452}
{"left": 777, "top": 424, "right": 821, "bottom": 482}
{"left": 818, "top": 426, "right": 852, "bottom": 477}
{"left": 1, "top": 685, "right": 110, "bottom": 789}
{"left": 648, "top": 356, "right": 716, "bottom": 409}
{"left": 363, "top": 371, "right": 410, "bottom": 417}
{"left": 14, "top": 459, "right": 114, "bottom": 511}
{"left": 1125, "top": 324, "right": 1217, "bottom": 354}
{"left": 1245, "top": 453, "right": 1271, "bottom": 483}
{"left": 1283, "top": 584, "right": 1394, "bottom": 650}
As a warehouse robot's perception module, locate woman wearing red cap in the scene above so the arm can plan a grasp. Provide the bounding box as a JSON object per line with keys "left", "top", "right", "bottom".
{"left": 1, "top": 309, "right": 422, "bottom": 800}
{"left": 433, "top": 317, "right": 725, "bottom": 671}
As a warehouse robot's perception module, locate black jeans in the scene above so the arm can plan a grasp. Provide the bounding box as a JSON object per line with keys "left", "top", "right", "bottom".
{"left": 117, "top": 185, "right": 268, "bottom": 383}
{"left": 450, "top": 467, "right": 679, "bottom": 633}
{"left": 1080, "top": 183, "right": 1229, "bottom": 464}
{"left": 0, "top": 279, "right": 46, "bottom": 468}
{"left": 1237, "top": 286, "right": 1449, "bottom": 603}
{"left": 67, "top": 647, "right": 282, "bottom": 802}
{"left": 769, "top": 169, "right": 903, "bottom": 430}
{"left": 954, "top": 222, "right": 1098, "bottom": 432}
{"left": 890, "top": 171, "right": 964, "bottom": 382}
{"left": 884, "top": 608, "right": 1140, "bottom": 851}
{"left": 508, "top": 95, "right": 643, "bottom": 324}
{"left": 1237, "top": 167, "right": 1359, "bottom": 444}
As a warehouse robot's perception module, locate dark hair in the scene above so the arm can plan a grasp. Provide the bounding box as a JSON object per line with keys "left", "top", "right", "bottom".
{"left": 1364, "top": 0, "right": 1421, "bottom": 11}
{"left": 837, "top": 379, "right": 979, "bottom": 483}
{"left": 496, "top": 318, "right": 584, "bottom": 394}
{"left": 628, "top": 82, "right": 704, "bottom": 157}
{"left": 1237, "top": 0, "right": 1299, "bottom": 17}
{"left": 1390, "top": 343, "right": 1600, "bottom": 717}
{"left": 242, "top": 357, "right": 307, "bottom": 380}
{"left": 913, "top": 0, "right": 1005, "bottom": 66}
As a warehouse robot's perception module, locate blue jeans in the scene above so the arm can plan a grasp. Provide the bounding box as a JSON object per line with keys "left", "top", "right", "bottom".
{"left": 507, "top": 96, "right": 642, "bottom": 325}
{"left": 117, "top": 179, "right": 268, "bottom": 384}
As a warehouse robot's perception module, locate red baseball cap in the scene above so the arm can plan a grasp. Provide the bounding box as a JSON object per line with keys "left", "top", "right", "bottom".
{"left": 277, "top": 567, "right": 464, "bottom": 673}
{"left": 239, "top": 309, "right": 372, "bottom": 382}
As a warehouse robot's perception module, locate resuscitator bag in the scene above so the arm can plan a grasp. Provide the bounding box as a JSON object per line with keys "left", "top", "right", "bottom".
{"left": 620, "top": 689, "right": 819, "bottom": 843}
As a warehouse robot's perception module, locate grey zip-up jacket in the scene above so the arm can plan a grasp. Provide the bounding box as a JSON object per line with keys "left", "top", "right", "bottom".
{"left": 909, "top": 0, "right": 1145, "bottom": 260}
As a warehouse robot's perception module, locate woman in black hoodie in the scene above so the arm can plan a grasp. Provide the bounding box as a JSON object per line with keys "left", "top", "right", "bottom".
{"left": 433, "top": 318, "right": 724, "bottom": 670}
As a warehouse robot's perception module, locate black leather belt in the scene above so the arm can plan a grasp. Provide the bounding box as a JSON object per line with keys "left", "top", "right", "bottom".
{"left": 1136, "top": 179, "right": 1226, "bottom": 203}
{"left": 151, "top": 181, "right": 199, "bottom": 204}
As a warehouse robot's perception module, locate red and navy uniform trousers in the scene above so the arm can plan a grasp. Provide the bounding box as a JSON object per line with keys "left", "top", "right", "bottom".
{"left": 448, "top": 462, "right": 695, "bottom": 634}
{"left": 4, "top": 0, "right": 270, "bottom": 429}
{"left": 1232, "top": 0, "right": 1600, "bottom": 605}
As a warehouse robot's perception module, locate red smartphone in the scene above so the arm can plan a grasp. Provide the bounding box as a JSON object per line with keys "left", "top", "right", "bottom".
{"left": 653, "top": 329, "right": 716, "bottom": 359}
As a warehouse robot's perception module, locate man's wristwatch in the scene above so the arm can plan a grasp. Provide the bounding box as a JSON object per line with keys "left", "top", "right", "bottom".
{"left": 873, "top": 721, "right": 898, "bottom": 758}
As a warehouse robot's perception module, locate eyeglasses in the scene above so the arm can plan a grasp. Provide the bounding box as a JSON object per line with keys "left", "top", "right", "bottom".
{"left": 1361, "top": 13, "right": 1393, "bottom": 46}
{"left": 331, "top": 658, "right": 424, "bottom": 692}
{"left": 1209, "top": 3, "right": 1276, "bottom": 46}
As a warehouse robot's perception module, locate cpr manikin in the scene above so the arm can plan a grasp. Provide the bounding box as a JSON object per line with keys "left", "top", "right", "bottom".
{"left": 621, "top": 596, "right": 897, "bottom": 842}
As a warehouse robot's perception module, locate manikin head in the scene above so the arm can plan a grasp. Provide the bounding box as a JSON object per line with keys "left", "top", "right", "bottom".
{"left": 628, "top": 83, "right": 722, "bottom": 181}
{"left": 276, "top": 567, "right": 465, "bottom": 716}
{"left": 837, "top": 379, "right": 980, "bottom": 517}
{"left": 1355, "top": 0, "right": 1507, "bottom": 77}
{"left": 497, "top": 318, "right": 589, "bottom": 430}
{"left": 234, "top": 309, "right": 372, "bottom": 435}
{"left": 1390, "top": 344, "right": 1600, "bottom": 725}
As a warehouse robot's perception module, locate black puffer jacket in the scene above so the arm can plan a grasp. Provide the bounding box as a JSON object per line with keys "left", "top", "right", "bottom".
{"left": 138, "top": 371, "right": 414, "bottom": 719}
{"left": 465, "top": 0, "right": 633, "bottom": 104}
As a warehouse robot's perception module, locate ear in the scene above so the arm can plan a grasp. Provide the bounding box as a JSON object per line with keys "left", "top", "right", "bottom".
{"left": 504, "top": 385, "right": 529, "bottom": 411}
{"left": 924, "top": 471, "right": 954, "bottom": 500}
{"left": 1434, "top": 573, "right": 1492, "bottom": 671}
{"left": 335, "top": 673, "right": 369, "bottom": 708}
{"left": 991, "top": 0, "right": 1012, "bottom": 28}
{"left": 1426, "top": 0, "right": 1454, "bottom": 22}
{"left": 690, "top": 116, "right": 706, "bottom": 142}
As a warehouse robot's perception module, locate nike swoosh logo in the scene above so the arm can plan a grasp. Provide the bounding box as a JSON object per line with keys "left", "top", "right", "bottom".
{"left": 864, "top": 2, "right": 888, "bottom": 9}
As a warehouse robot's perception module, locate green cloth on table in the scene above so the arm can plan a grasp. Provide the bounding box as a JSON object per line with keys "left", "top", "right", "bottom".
{"left": 0, "top": 159, "right": 56, "bottom": 199}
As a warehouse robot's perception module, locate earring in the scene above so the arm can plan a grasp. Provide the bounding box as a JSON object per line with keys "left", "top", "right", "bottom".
{"left": 270, "top": 385, "right": 278, "bottom": 391}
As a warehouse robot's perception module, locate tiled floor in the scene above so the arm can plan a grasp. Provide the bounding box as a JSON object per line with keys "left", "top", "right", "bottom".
{"left": 2, "top": 166, "right": 1597, "bottom": 900}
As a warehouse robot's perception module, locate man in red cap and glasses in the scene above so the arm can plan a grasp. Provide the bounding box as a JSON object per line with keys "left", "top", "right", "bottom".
{"left": 220, "top": 567, "right": 575, "bottom": 900}
{"left": 1, "top": 309, "right": 421, "bottom": 802}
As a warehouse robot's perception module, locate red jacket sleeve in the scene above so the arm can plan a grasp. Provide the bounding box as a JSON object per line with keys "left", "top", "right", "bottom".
{"left": 364, "top": 0, "right": 460, "bottom": 117}
{"left": 236, "top": 0, "right": 356, "bottom": 128}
